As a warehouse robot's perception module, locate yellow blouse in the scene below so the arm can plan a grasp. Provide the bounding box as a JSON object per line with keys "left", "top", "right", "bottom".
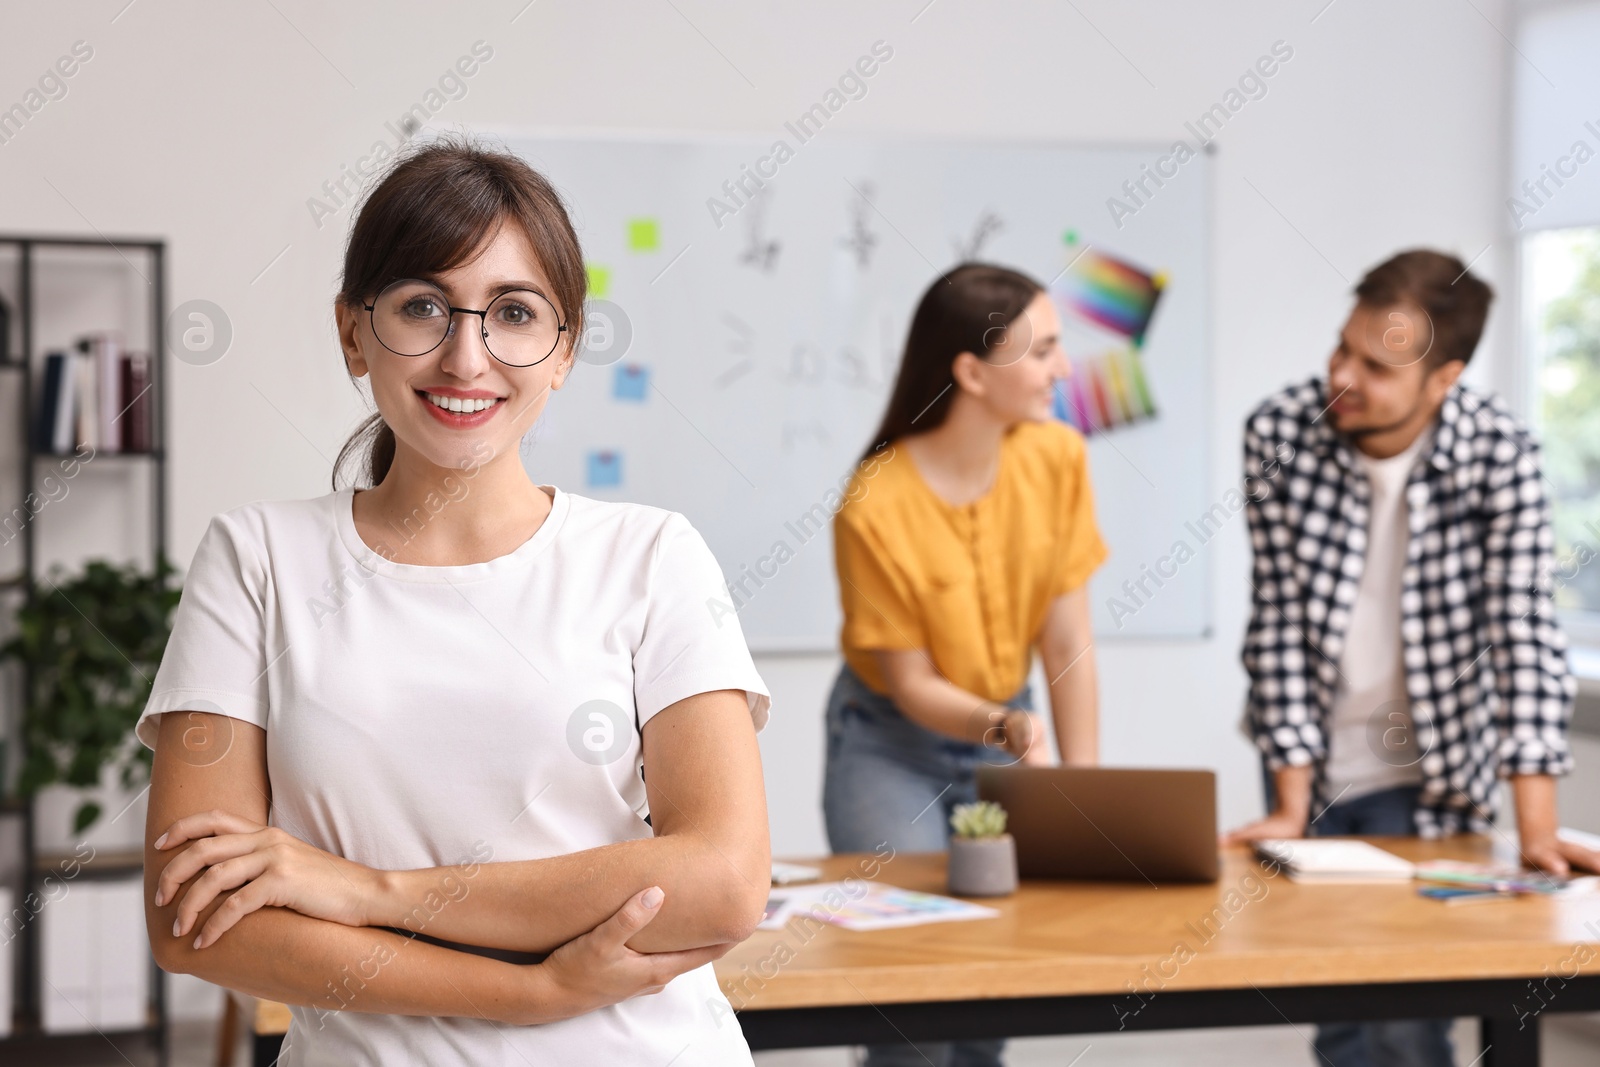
{"left": 833, "top": 419, "right": 1108, "bottom": 701}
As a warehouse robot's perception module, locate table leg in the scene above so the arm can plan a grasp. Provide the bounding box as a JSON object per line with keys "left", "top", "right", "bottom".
{"left": 1479, "top": 1014, "right": 1540, "bottom": 1067}
{"left": 253, "top": 1032, "right": 285, "bottom": 1067}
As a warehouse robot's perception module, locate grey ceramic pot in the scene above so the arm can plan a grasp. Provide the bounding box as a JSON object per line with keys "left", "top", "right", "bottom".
{"left": 947, "top": 833, "right": 1018, "bottom": 897}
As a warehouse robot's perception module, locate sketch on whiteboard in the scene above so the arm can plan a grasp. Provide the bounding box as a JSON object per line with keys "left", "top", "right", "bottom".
{"left": 715, "top": 360, "right": 754, "bottom": 388}
{"left": 781, "top": 420, "right": 831, "bottom": 450}
{"left": 953, "top": 209, "right": 1004, "bottom": 260}
{"left": 738, "top": 188, "right": 781, "bottom": 272}
{"left": 838, "top": 346, "right": 880, "bottom": 390}
{"left": 840, "top": 180, "right": 880, "bottom": 268}
{"left": 785, "top": 342, "right": 827, "bottom": 385}
{"left": 717, "top": 314, "right": 756, "bottom": 388}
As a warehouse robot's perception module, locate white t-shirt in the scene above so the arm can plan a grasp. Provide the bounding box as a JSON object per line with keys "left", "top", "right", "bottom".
{"left": 136, "top": 485, "right": 771, "bottom": 1067}
{"left": 1323, "top": 426, "right": 1434, "bottom": 803}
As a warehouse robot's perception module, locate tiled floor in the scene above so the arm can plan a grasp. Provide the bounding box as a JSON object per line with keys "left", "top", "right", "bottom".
{"left": 753, "top": 1017, "right": 1600, "bottom": 1067}
{"left": 27, "top": 1012, "right": 1600, "bottom": 1066}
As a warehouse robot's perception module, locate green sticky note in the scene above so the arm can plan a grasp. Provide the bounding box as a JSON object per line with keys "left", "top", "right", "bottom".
{"left": 1063, "top": 228, "right": 1078, "bottom": 245}
{"left": 587, "top": 263, "right": 610, "bottom": 298}
{"left": 627, "top": 218, "right": 660, "bottom": 252}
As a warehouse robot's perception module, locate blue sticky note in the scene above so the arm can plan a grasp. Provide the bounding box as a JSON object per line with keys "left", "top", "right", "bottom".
{"left": 614, "top": 364, "right": 650, "bottom": 401}
{"left": 586, "top": 450, "right": 622, "bottom": 488}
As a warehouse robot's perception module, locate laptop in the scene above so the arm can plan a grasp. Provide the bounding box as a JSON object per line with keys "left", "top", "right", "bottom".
{"left": 976, "top": 765, "right": 1220, "bottom": 882}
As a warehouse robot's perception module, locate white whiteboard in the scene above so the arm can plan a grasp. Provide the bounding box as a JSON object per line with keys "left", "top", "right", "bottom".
{"left": 500, "top": 130, "right": 1211, "bottom": 650}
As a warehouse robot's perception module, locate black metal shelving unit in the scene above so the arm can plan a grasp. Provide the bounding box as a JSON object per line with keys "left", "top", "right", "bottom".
{"left": 0, "top": 234, "right": 167, "bottom": 1065}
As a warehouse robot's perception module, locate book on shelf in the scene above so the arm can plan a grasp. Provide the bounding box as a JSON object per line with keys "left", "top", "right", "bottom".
{"left": 32, "top": 332, "right": 154, "bottom": 456}
{"left": 73, "top": 340, "right": 101, "bottom": 452}
{"left": 120, "top": 350, "right": 153, "bottom": 452}
{"left": 36, "top": 352, "right": 63, "bottom": 453}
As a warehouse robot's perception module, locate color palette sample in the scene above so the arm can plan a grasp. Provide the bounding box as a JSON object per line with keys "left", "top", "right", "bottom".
{"left": 1053, "top": 247, "right": 1166, "bottom": 343}
{"left": 1052, "top": 347, "right": 1159, "bottom": 438}
{"left": 1048, "top": 239, "right": 1168, "bottom": 438}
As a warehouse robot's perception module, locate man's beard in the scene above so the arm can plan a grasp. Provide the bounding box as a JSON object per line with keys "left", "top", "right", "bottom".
{"left": 1336, "top": 389, "right": 1430, "bottom": 440}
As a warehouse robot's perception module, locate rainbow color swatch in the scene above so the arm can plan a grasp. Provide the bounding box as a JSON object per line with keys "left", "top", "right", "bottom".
{"left": 1053, "top": 248, "right": 1166, "bottom": 342}
{"left": 1052, "top": 347, "right": 1158, "bottom": 439}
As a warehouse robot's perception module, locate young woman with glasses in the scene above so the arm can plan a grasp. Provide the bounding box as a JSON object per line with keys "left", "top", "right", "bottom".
{"left": 825, "top": 263, "right": 1107, "bottom": 1067}
{"left": 137, "top": 136, "right": 772, "bottom": 1065}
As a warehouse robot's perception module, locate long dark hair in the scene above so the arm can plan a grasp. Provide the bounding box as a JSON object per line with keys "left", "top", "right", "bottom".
{"left": 861, "top": 262, "right": 1043, "bottom": 462}
{"left": 332, "top": 134, "right": 588, "bottom": 489}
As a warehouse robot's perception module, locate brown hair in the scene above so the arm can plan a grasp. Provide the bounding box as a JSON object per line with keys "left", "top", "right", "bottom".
{"left": 332, "top": 134, "right": 587, "bottom": 489}
{"left": 1353, "top": 248, "right": 1492, "bottom": 368}
{"left": 860, "top": 262, "right": 1043, "bottom": 462}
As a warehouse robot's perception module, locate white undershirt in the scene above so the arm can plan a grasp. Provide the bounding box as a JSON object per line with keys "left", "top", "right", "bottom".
{"left": 137, "top": 486, "right": 770, "bottom": 1066}
{"left": 1322, "top": 425, "right": 1435, "bottom": 804}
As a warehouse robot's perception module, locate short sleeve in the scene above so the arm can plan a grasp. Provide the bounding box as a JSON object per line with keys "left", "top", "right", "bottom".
{"left": 633, "top": 513, "right": 772, "bottom": 732}
{"left": 134, "top": 513, "right": 271, "bottom": 751}
{"left": 833, "top": 509, "right": 926, "bottom": 651}
{"left": 1053, "top": 429, "right": 1109, "bottom": 595}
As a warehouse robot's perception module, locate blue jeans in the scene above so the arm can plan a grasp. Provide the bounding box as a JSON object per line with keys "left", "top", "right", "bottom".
{"left": 1261, "top": 775, "right": 1454, "bottom": 1067}
{"left": 822, "top": 663, "right": 1034, "bottom": 1067}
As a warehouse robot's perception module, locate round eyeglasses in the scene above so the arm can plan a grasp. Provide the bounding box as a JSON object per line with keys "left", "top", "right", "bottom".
{"left": 363, "top": 278, "right": 567, "bottom": 368}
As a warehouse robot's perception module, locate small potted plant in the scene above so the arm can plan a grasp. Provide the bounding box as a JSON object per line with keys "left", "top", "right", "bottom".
{"left": 947, "top": 800, "right": 1017, "bottom": 897}
{"left": 0, "top": 555, "right": 179, "bottom": 843}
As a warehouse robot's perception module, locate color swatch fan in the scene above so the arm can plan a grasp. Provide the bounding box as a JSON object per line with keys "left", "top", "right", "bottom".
{"left": 1048, "top": 241, "right": 1167, "bottom": 438}
{"left": 1053, "top": 347, "right": 1157, "bottom": 436}
{"left": 1053, "top": 246, "right": 1166, "bottom": 343}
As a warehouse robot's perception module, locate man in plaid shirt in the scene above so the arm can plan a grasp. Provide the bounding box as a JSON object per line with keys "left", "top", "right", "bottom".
{"left": 1224, "top": 249, "right": 1599, "bottom": 1067}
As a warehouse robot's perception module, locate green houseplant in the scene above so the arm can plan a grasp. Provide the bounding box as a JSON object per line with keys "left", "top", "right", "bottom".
{"left": 0, "top": 555, "right": 180, "bottom": 834}
{"left": 947, "top": 800, "right": 1018, "bottom": 897}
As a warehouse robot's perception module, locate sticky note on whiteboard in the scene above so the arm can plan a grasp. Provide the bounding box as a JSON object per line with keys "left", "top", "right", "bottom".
{"left": 627, "top": 218, "right": 659, "bottom": 252}
{"left": 613, "top": 364, "right": 650, "bottom": 401}
{"left": 586, "top": 450, "right": 622, "bottom": 488}
{"left": 586, "top": 263, "right": 611, "bottom": 298}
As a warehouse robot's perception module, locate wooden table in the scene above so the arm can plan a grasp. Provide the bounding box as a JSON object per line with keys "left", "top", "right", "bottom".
{"left": 720, "top": 841, "right": 1600, "bottom": 1065}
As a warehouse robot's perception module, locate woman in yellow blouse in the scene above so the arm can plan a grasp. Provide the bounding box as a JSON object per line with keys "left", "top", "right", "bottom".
{"left": 825, "top": 262, "right": 1107, "bottom": 1067}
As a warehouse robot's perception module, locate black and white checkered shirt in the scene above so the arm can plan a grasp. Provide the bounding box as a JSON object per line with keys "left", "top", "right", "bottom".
{"left": 1241, "top": 377, "right": 1575, "bottom": 836}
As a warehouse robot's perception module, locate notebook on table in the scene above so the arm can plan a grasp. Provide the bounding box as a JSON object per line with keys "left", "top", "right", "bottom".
{"left": 1253, "top": 838, "right": 1414, "bottom": 883}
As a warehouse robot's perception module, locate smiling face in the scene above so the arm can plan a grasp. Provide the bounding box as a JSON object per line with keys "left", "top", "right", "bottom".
{"left": 954, "top": 290, "right": 1071, "bottom": 424}
{"left": 338, "top": 220, "right": 576, "bottom": 479}
{"left": 1325, "top": 301, "right": 1461, "bottom": 445}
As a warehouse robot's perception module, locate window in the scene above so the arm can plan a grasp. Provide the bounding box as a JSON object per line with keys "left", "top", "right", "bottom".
{"left": 1524, "top": 227, "right": 1600, "bottom": 644}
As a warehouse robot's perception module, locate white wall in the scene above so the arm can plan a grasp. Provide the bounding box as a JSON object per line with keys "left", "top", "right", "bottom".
{"left": 0, "top": 0, "right": 1522, "bottom": 1021}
